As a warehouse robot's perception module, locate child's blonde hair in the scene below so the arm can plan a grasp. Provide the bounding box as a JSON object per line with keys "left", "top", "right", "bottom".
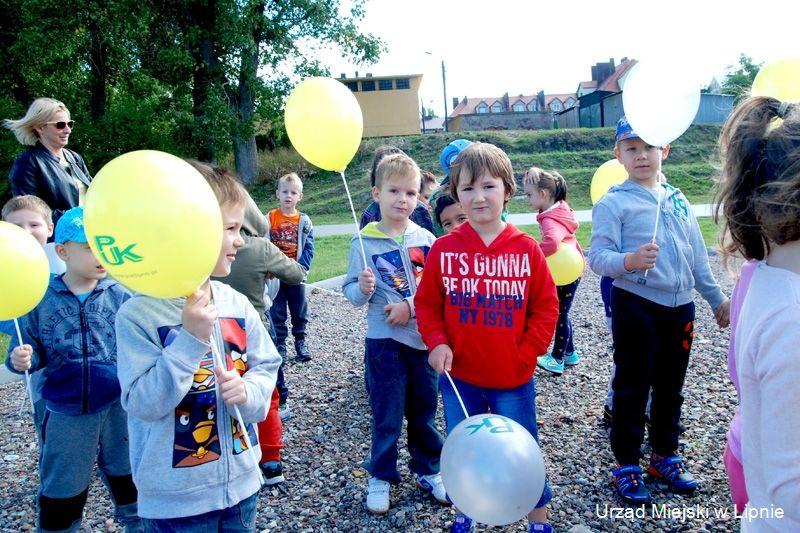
{"left": 715, "top": 97, "right": 800, "bottom": 265}
{"left": 374, "top": 153, "right": 421, "bottom": 189}
{"left": 1, "top": 195, "right": 53, "bottom": 224}
{"left": 277, "top": 172, "right": 304, "bottom": 192}
{"left": 524, "top": 167, "right": 568, "bottom": 203}
{"left": 449, "top": 143, "right": 516, "bottom": 203}
{"left": 2, "top": 98, "right": 70, "bottom": 146}
{"left": 185, "top": 160, "right": 248, "bottom": 208}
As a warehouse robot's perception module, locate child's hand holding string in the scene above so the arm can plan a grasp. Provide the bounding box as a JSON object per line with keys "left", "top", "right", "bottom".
{"left": 624, "top": 243, "right": 659, "bottom": 271}
{"left": 428, "top": 344, "right": 453, "bottom": 374}
{"left": 358, "top": 268, "right": 376, "bottom": 296}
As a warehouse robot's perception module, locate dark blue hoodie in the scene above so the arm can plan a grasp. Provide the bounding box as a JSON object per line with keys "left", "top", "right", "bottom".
{"left": 6, "top": 275, "right": 131, "bottom": 415}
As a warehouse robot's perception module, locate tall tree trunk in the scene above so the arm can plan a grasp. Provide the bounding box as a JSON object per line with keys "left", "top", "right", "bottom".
{"left": 187, "top": 0, "right": 220, "bottom": 162}
{"left": 230, "top": 0, "right": 265, "bottom": 185}
{"left": 86, "top": 1, "right": 109, "bottom": 122}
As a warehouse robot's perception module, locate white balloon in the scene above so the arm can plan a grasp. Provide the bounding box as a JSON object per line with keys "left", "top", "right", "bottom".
{"left": 622, "top": 60, "right": 701, "bottom": 147}
{"left": 441, "top": 414, "right": 546, "bottom": 526}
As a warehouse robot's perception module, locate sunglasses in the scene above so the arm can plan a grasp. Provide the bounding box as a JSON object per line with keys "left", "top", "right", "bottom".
{"left": 45, "top": 120, "right": 75, "bottom": 130}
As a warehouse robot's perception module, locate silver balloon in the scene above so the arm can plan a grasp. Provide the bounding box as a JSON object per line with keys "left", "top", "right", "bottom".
{"left": 441, "top": 414, "right": 546, "bottom": 526}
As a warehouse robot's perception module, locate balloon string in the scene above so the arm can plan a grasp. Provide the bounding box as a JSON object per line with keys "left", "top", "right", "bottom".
{"left": 13, "top": 318, "right": 36, "bottom": 415}
{"left": 339, "top": 171, "right": 369, "bottom": 271}
{"left": 444, "top": 370, "right": 469, "bottom": 419}
{"left": 209, "top": 322, "right": 265, "bottom": 487}
{"left": 644, "top": 161, "right": 664, "bottom": 279}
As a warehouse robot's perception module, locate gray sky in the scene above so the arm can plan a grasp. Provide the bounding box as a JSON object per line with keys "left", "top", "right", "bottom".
{"left": 326, "top": 0, "right": 799, "bottom": 116}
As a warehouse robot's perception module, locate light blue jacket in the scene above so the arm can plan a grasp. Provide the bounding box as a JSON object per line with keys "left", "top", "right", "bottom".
{"left": 343, "top": 222, "right": 435, "bottom": 350}
{"left": 589, "top": 180, "right": 725, "bottom": 310}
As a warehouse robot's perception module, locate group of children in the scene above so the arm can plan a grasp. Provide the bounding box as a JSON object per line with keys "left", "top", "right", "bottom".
{"left": 3, "top": 93, "right": 799, "bottom": 532}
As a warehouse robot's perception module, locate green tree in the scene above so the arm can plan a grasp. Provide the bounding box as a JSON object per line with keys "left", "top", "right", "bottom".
{"left": 721, "top": 53, "right": 763, "bottom": 102}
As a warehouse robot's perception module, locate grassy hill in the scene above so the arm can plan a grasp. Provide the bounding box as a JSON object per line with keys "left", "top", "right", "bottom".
{"left": 251, "top": 125, "right": 723, "bottom": 223}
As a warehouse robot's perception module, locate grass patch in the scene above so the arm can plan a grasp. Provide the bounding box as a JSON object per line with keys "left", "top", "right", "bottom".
{"left": 0, "top": 334, "right": 8, "bottom": 364}
{"left": 307, "top": 234, "right": 353, "bottom": 283}
{"left": 308, "top": 217, "right": 722, "bottom": 284}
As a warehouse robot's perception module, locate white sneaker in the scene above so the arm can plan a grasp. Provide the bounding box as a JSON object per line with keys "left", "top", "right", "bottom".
{"left": 417, "top": 473, "right": 449, "bottom": 505}
{"left": 366, "top": 477, "right": 391, "bottom": 514}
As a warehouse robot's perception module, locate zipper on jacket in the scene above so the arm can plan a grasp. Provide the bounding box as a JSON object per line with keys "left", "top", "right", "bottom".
{"left": 79, "top": 303, "right": 90, "bottom": 414}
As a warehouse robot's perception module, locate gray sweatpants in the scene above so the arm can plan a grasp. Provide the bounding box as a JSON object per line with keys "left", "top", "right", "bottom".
{"left": 39, "top": 400, "right": 142, "bottom": 533}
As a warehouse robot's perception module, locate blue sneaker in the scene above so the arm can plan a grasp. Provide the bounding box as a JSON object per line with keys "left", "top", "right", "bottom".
{"left": 648, "top": 454, "right": 698, "bottom": 493}
{"left": 563, "top": 350, "right": 580, "bottom": 366}
{"left": 528, "top": 522, "right": 554, "bottom": 533}
{"left": 536, "top": 354, "right": 564, "bottom": 375}
{"left": 612, "top": 464, "right": 650, "bottom": 504}
{"left": 451, "top": 513, "right": 474, "bottom": 533}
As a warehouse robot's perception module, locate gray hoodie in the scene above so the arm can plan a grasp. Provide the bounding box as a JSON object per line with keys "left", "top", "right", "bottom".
{"left": 343, "top": 221, "right": 435, "bottom": 350}
{"left": 589, "top": 180, "right": 725, "bottom": 310}
{"left": 115, "top": 281, "right": 280, "bottom": 519}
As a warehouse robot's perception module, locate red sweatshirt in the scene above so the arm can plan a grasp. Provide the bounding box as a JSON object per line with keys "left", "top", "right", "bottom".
{"left": 415, "top": 222, "right": 559, "bottom": 389}
{"left": 536, "top": 200, "right": 582, "bottom": 258}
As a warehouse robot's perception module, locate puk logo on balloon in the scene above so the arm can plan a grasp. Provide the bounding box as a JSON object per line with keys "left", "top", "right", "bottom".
{"left": 466, "top": 416, "right": 516, "bottom": 435}
{"left": 94, "top": 235, "right": 143, "bottom": 266}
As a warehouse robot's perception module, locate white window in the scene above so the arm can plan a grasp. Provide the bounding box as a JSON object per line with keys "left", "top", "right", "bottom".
{"left": 550, "top": 100, "right": 562, "bottom": 112}
{"left": 565, "top": 98, "right": 576, "bottom": 108}
{"left": 476, "top": 103, "right": 488, "bottom": 114}
{"left": 527, "top": 102, "right": 537, "bottom": 111}
{"left": 490, "top": 102, "right": 503, "bottom": 113}
{"left": 513, "top": 102, "right": 525, "bottom": 112}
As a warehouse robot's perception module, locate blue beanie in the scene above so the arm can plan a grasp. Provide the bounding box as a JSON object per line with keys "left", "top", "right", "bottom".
{"left": 440, "top": 139, "right": 473, "bottom": 176}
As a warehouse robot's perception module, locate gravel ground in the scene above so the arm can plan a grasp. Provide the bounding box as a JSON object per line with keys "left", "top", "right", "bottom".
{"left": 0, "top": 256, "right": 740, "bottom": 532}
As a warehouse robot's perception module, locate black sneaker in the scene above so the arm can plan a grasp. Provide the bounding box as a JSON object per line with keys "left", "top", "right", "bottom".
{"left": 260, "top": 461, "right": 285, "bottom": 485}
{"left": 295, "top": 338, "right": 312, "bottom": 362}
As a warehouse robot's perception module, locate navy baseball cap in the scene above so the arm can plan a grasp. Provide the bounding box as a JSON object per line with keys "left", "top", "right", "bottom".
{"left": 54, "top": 207, "right": 88, "bottom": 244}
{"left": 615, "top": 117, "right": 640, "bottom": 143}
{"left": 440, "top": 139, "right": 473, "bottom": 176}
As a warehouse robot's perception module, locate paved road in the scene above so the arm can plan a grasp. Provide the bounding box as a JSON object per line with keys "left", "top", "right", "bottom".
{"left": 315, "top": 204, "right": 714, "bottom": 237}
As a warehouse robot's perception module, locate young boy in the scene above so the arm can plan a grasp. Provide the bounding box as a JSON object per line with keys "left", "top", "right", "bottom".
{"left": 343, "top": 152, "right": 447, "bottom": 515}
{"left": 359, "top": 145, "right": 435, "bottom": 233}
{"left": 589, "top": 117, "right": 730, "bottom": 505}
{"left": 7, "top": 206, "right": 141, "bottom": 532}
{"left": 1, "top": 195, "right": 65, "bottom": 437}
{"left": 115, "top": 171, "right": 280, "bottom": 528}
{"left": 432, "top": 190, "right": 468, "bottom": 235}
{"left": 202, "top": 163, "right": 306, "bottom": 487}
{"left": 267, "top": 172, "right": 314, "bottom": 363}
{"left": 415, "top": 143, "right": 559, "bottom": 533}
{"left": 418, "top": 170, "right": 439, "bottom": 210}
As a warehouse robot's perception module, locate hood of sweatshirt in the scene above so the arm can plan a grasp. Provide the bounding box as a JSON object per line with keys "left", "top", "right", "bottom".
{"left": 446, "top": 219, "right": 532, "bottom": 254}
{"left": 536, "top": 201, "right": 579, "bottom": 233}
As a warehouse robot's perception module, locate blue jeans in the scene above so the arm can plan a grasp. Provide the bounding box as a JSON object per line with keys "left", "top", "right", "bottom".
{"left": 142, "top": 492, "right": 258, "bottom": 532}
{"left": 265, "top": 313, "right": 288, "bottom": 403}
{"left": 552, "top": 278, "right": 580, "bottom": 361}
{"left": 439, "top": 375, "right": 553, "bottom": 509}
{"left": 364, "top": 338, "right": 443, "bottom": 483}
{"left": 269, "top": 282, "right": 308, "bottom": 345}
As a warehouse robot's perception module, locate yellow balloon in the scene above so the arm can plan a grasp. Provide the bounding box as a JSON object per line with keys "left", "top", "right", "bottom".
{"left": 591, "top": 159, "right": 628, "bottom": 204}
{"left": 84, "top": 151, "right": 222, "bottom": 298}
{"left": 751, "top": 58, "right": 800, "bottom": 102}
{"left": 285, "top": 77, "right": 364, "bottom": 172}
{"left": 545, "top": 244, "right": 584, "bottom": 286}
{"left": 0, "top": 222, "right": 50, "bottom": 320}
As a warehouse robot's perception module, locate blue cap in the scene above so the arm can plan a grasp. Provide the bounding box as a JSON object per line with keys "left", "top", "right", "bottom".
{"left": 54, "top": 207, "right": 87, "bottom": 244}
{"left": 615, "top": 117, "right": 640, "bottom": 143}
{"left": 440, "top": 139, "right": 473, "bottom": 176}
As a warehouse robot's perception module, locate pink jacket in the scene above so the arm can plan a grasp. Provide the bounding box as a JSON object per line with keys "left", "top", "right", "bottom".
{"left": 536, "top": 201, "right": 582, "bottom": 258}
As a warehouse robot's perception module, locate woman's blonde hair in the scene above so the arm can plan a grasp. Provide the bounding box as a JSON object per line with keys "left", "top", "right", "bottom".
{"left": 2, "top": 98, "right": 70, "bottom": 146}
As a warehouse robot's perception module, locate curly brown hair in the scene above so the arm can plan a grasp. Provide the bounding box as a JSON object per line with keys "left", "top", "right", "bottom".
{"left": 714, "top": 97, "right": 800, "bottom": 266}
